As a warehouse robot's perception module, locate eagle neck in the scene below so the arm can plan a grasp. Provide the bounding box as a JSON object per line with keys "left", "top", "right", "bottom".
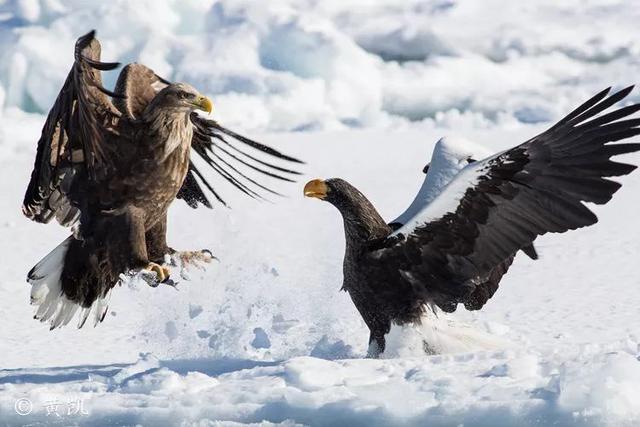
{"left": 332, "top": 195, "right": 391, "bottom": 249}
{"left": 143, "top": 109, "right": 193, "bottom": 161}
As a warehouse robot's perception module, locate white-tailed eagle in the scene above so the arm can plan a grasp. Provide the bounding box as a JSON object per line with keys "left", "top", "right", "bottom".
{"left": 22, "top": 31, "right": 302, "bottom": 329}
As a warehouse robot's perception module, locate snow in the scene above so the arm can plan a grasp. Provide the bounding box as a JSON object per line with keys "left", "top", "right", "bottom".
{"left": 1, "top": 348, "right": 639, "bottom": 426}
{"left": 1, "top": 0, "right": 640, "bottom": 425}
{"left": 1, "top": 1, "right": 640, "bottom": 131}
{"left": 1, "top": 114, "right": 640, "bottom": 425}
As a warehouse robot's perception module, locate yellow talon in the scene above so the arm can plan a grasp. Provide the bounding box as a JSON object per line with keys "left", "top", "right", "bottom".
{"left": 146, "top": 262, "right": 170, "bottom": 282}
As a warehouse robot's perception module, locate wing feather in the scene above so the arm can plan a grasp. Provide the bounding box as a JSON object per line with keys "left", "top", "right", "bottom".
{"left": 22, "top": 30, "right": 121, "bottom": 226}
{"left": 178, "top": 114, "right": 304, "bottom": 207}
{"left": 372, "top": 86, "right": 640, "bottom": 311}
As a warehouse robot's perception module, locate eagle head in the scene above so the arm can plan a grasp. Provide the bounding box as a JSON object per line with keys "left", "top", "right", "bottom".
{"left": 304, "top": 178, "right": 374, "bottom": 208}
{"left": 149, "top": 83, "right": 213, "bottom": 115}
{"left": 304, "top": 178, "right": 390, "bottom": 241}
{"left": 143, "top": 83, "right": 214, "bottom": 160}
{"left": 304, "top": 178, "right": 371, "bottom": 206}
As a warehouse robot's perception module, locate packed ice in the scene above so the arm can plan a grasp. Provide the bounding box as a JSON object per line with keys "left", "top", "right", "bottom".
{"left": 1, "top": 0, "right": 640, "bottom": 131}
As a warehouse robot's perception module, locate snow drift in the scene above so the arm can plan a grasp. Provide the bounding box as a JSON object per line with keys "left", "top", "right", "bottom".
{"left": 1, "top": 344, "right": 639, "bottom": 426}
{"left": 1, "top": 0, "right": 640, "bottom": 131}
{"left": 2, "top": 121, "right": 640, "bottom": 425}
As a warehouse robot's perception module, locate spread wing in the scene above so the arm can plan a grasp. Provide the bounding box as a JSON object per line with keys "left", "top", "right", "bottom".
{"left": 22, "top": 30, "right": 122, "bottom": 226}
{"left": 182, "top": 115, "right": 304, "bottom": 207}
{"left": 110, "top": 64, "right": 303, "bottom": 208}
{"left": 386, "top": 140, "right": 537, "bottom": 307}
{"left": 368, "top": 86, "right": 640, "bottom": 312}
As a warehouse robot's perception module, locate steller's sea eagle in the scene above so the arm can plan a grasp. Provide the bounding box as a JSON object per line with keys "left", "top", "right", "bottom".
{"left": 22, "top": 31, "right": 302, "bottom": 329}
{"left": 304, "top": 86, "right": 640, "bottom": 357}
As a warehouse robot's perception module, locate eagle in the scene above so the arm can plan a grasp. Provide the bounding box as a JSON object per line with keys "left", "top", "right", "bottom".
{"left": 304, "top": 86, "right": 640, "bottom": 357}
{"left": 22, "top": 31, "right": 302, "bottom": 329}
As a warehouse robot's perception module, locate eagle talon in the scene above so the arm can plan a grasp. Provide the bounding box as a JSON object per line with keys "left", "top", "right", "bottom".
{"left": 163, "top": 278, "right": 179, "bottom": 289}
{"left": 201, "top": 249, "right": 219, "bottom": 262}
{"left": 145, "top": 262, "right": 170, "bottom": 283}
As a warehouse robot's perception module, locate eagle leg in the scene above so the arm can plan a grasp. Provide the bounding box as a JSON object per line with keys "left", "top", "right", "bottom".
{"left": 96, "top": 206, "right": 172, "bottom": 287}
{"left": 349, "top": 290, "right": 391, "bottom": 359}
{"left": 145, "top": 215, "right": 175, "bottom": 264}
{"left": 367, "top": 332, "right": 386, "bottom": 359}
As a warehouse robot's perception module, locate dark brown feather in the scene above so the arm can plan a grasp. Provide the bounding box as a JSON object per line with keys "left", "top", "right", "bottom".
{"left": 177, "top": 114, "right": 304, "bottom": 207}
{"left": 23, "top": 30, "right": 122, "bottom": 225}
{"left": 113, "top": 63, "right": 168, "bottom": 119}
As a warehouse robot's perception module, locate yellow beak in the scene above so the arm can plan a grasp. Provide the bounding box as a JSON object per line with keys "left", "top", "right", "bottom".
{"left": 304, "top": 179, "right": 328, "bottom": 199}
{"left": 194, "top": 95, "right": 214, "bottom": 114}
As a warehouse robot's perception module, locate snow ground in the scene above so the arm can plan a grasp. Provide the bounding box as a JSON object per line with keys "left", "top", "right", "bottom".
{"left": 1, "top": 0, "right": 640, "bottom": 425}
{"left": 1, "top": 110, "right": 639, "bottom": 425}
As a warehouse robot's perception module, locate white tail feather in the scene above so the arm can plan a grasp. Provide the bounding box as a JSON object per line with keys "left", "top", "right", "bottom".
{"left": 93, "top": 289, "right": 112, "bottom": 327}
{"left": 28, "top": 237, "right": 111, "bottom": 330}
{"left": 78, "top": 306, "right": 92, "bottom": 329}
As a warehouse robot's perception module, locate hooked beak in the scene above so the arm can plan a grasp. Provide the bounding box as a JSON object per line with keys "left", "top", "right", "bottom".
{"left": 193, "top": 95, "right": 214, "bottom": 114}
{"left": 304, "top": 179, "right": 328, "bottom": 200}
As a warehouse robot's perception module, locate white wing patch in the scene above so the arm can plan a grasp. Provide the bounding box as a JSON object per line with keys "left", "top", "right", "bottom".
{"left": 393, "top": 161, "right": 491, "bottom": 236}
{"left": 391, "top": 136, "right": 495, "bottom": 230}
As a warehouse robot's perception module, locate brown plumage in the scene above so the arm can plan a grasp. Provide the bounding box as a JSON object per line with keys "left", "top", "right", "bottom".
{"left": 23, "top": 31, "right": 302, "bottom": 329}
{"left": 305, "top": 86, "right": 640, "bottom": 357}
